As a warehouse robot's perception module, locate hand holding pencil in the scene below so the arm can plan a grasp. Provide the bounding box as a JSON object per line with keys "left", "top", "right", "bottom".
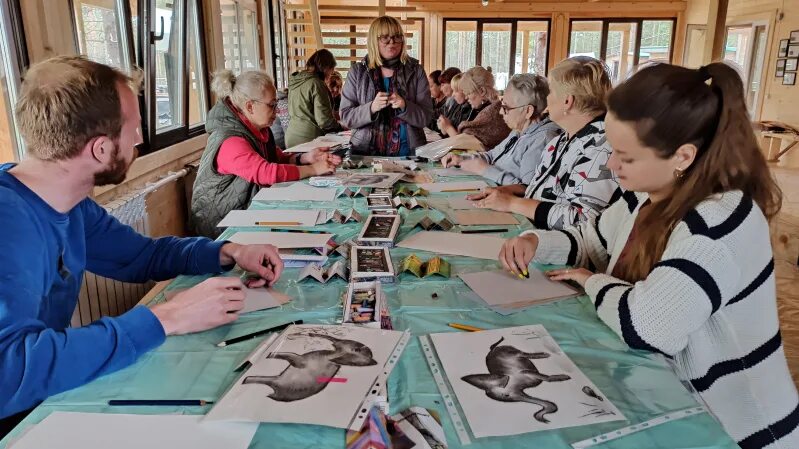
{"left": 498, "top": 234, "right": 539, "bottom": 279}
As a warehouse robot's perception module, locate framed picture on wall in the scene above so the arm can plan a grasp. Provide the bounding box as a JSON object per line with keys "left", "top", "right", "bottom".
{"left": 789, "top": 45, "right": 799, "bottom": 58}
{"left": 777, "top": 70, "right": 785, "bottom": 78}
{"left": 780, "top": 39, "right": 790, "bottom": 58}
{"left": 778, "top": 59, "right": 787, "bottom": 70}
{"left": 787, "top": 58, "right": 799, "bottom": 72}
{"left": 784, "top": 72, "right": 797, "bottom": 86}
{"left": 791, "top": 30, "right": 799, "bottom": 43}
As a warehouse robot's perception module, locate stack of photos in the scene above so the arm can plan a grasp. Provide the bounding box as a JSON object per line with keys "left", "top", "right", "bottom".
{"left": 357, "top": 214, "right": 402, "bottom": 247}
{"left": 350, "top": 246, "right": 396, "bottom": 283}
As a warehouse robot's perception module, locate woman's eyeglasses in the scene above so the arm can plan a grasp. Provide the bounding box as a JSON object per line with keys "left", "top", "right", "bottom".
{"left": 378, "top": 34, "right": 405, "bottom": 44}
{"left": 500, "top": 103, "right": 531, "bottom": 114}
{"left": 252, "top": 99, "right": 279, "bottom": 109}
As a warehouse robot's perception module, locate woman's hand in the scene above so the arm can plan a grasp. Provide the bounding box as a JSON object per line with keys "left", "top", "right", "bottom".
{"left": 473, "top": 189, "right": 514, "bottom": 212}
{"left": 301, "top": 147, "right": 342, "bottom": 166}
{"left": 440, "top": 153, "right": 462, "bottom": 168}
{"left": 546, "top": 268, "right": 594, "bottom": 288}
{"left": 499, "top": 235, "right": 539, "bottom": 276}
{"left": 388, "top": 92, "right": 406, "bottom": 110}
{"left": 459, "top": 157, "right": 489, "bottom": 175}
{"left": 465, "top": 187, "right": 496, "bottom": 201}
{"left": 311, "top": 159, "right": 336, "bottom": 176}
{"left": 371, "top": 92, "right": 390, "bottom": 114}
{"left": 437, "top": 116, "right": 456, "bottom": 136}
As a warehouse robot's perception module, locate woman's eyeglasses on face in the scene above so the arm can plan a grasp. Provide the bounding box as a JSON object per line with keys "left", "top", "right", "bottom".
{"left": 500, "top": 103, "right": 531, "bottom": 114}
{"left": 253, "top": 99, "right": 279, "bottom": 109}
{"left": 378, "top": 34, "right": 405, "bottom": 44}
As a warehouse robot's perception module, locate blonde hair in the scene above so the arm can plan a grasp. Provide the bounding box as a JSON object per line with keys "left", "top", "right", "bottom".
{"left": 450, "top": 73, "right": 464, "bottom": 91}
{"left": 211, "top": 69, "right": 275, "bottom": 109}
{"left": 15, "top": 55, "right": 141, "bottom": 161}
{"left": 366, "top": 16, "right": 410, "bottom": 70}
{"left": 328, "top": 71, "right": 343, "bottom": 88}
{"left": 548, "top": 56, "right": 611, "bottom": 115}
{"left": 459, "top": 66, "right": 498, "bottom": 102}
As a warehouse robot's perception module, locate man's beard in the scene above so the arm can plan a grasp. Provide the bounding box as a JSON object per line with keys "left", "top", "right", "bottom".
{"left": 94, "top": 144, "right": 133, "bottom": 186}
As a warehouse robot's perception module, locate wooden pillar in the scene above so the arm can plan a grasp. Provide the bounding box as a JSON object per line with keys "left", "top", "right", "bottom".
{"left": 549, "top": 12, "right": 569, "bottom": 71}
{"left": 619, "top": 26, "right": 630, "bottom": 79}
{"left": 521, "top": 30, "right": 530, "bottom": 73}
{"left": 309, "top": 0, "right": 323, "bottom": 50}
{"left": 703, "top": 0, "right": 729, "bottom": 63}
{"left": 672, "top": 11, "right": 686, "bottom": 64}
{"left": 378, "top": 0, "right": 385, "bottom": 17}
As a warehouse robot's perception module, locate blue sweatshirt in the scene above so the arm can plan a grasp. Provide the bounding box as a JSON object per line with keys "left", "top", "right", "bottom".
{"left": 0, "top": 163, "right": 228, "bottom": 418}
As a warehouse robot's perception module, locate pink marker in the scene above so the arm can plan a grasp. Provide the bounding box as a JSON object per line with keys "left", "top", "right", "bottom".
{"left": 317, "top": 377, "right": 348, "bottom": 384}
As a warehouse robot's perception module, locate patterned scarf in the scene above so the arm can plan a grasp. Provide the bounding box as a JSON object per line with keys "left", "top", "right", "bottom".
{"left": 367, "top": 57, "right": 408, "bottom": 156}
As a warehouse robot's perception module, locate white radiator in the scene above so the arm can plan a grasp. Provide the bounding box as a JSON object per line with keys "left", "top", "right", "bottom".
{"left": 70, "top": 170, "right": 189, "bottom": 327}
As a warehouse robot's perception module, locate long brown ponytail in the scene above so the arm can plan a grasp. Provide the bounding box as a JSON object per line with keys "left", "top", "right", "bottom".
{"left": 607, "top": 62, "right": 782, "bottom": 283}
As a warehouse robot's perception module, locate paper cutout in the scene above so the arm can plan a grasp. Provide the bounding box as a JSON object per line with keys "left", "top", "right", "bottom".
{"left": 206, "top": 325, "right": 408, "bottom": 430}
{"left": 399, "top": 254, "right": 451, "bottom": 278}
{"left": 338, "top": 187, "right": 368, "bottom": 198}
{"left": 298, "top": 260, "right": 348, "bottom": 283}
{"left": 392, "top": 197, "right": 428, "bottom": 210}
{"left": 228, "top": 231, "right": 334, "bottom": 252}
{"left": 458, "top": 269, "right": 578, "bottom": 309}
{"left": 398, "top": 231, "right": 504, "bottom": 260}
{"left": 340, "top": 172, "right": 404, "bottom": 188}
{"left": 410, "top": 216, "right": 455, "bottom": 231}
{"left": 395, "top": 185, "right": 429, "bottom": 197}
{"left": 165, "top": 286, "right": 291, "bottom": 315}
{"left": 340, "top": 159, "right": 370, "bottom": 170}
{"left": 429, "top": 325, "right": 624, "bottom": 438}
{"left": 9, "top": 412, "right": 258, "bottom": 449}
{"left": 454, "top": 210, "right": 520, "bottom": 226}
{"left": 252, "top": 183, "right": 338, "bottom": 202}
{"left": 320, "top": 209, "right": 364, "bottom": 224}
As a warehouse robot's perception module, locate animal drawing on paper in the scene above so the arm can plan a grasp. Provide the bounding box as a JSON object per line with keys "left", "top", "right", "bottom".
{"left": 243, "top": 333, "right": 377, "bottom": 402}
{"left": 461, "top": 337, "right": 571, "bottom": 423}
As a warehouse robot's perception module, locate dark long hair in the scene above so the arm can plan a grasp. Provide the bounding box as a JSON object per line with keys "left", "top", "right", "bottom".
{"left": 305, "top": 49, "right": 337, "bottom": 80}
{"left": 429, "top": 70, "right": 442, "bottom": 86}
{"left": 607, "top": 62, "right": 782, "bottom": 283}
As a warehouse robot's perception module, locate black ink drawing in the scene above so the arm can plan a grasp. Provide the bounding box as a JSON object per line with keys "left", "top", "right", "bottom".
{"left": 578, "top": 385, "right": 617, "bottom": 419}
{"left": 461, "top": 337, "right": 571, "bottom": 423}
{"left": 243, "top": 333, "right": 377, "bottom": 402}
{"left": 582, "top": 386, "right": 603, "bottom": 402}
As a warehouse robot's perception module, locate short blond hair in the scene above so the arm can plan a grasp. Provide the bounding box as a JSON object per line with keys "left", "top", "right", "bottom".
{"left": 211, "top": 69, "right": 276, "bottom": 110}
{"left": 548, "top": 56, "right": 612, "bottom": 115}
{"left": 15, "top": 55, "right": 141, "bottom": 161}
{"left": 450, "top": 73, "right": 464, "bottom": 91}
{"left": 367, "top": 16, "right": 410, "bottom": 70}
{"left": 459, "top": 66, "right": 498, "bottom": 102}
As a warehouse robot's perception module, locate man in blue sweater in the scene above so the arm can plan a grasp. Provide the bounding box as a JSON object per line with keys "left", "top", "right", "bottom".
{"left": 0, "top": 56, "right": 285, "bottom": 433}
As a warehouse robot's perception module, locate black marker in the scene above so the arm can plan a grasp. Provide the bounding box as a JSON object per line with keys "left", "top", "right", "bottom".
{"left": 216, "top": 320, "right": 302, "bottom": 347}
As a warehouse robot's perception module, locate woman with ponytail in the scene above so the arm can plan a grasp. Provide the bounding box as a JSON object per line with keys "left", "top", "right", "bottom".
{"left": 499, "top": 62, "right": 796, "bottom": 448}
{"left": 340, "top": 16, "right": 433, "bottom": 156}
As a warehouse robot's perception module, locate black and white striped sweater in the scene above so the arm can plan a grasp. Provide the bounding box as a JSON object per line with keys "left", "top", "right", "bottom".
{"left": 525, "top": 190, "right": 799, "bottom": 449}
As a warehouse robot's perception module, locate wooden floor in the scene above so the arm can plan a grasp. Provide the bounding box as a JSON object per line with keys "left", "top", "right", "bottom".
{"left": 771, "top": 166, "right": 799, "bottom": 386}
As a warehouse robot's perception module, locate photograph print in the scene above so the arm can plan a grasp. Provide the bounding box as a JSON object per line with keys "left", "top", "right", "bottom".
{"left": 361, "top": 215, "right": 397, "bottom": 239}
{"left": 429, "top": 325, "right": 624, "bottom": 438}
{"left": 780, "top": 39, "right": 790, "bottom": 58}
{"left": 206, "top": 324, "right": 406, "bottom": 429}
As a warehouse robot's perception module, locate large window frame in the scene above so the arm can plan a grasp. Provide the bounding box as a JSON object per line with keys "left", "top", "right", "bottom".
{"left": 567, "top": 18, "right": 677, "bottom": 66}
{"left": 0, "top": 0, "right": 26, "bottom": 162}
{"left": 72, "top": 0, "right": 210, "bottom": 154}
{"left": 442, "top": 18, "right": 551, "bottom": 79}
{"left": 266, "top": 0, "right": 289, "bottom": 89}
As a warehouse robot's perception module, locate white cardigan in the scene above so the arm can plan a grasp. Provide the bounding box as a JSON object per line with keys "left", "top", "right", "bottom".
{"left": 525, "top": 190, "right": 799, "bottom": 449}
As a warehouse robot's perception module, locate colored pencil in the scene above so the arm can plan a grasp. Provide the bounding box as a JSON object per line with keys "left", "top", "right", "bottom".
{"left": 216, "top": 320, "right": 303, "bottom": 347}
{"left": 108, "top": 400, "right": 212, "bottom": 406}
{"left": 448, "top": 322, "right": 484, "bottom": 332}
{"left": 461, "top": 228, "right": 508, "bottom": 234}
{"left": 254, "top": 221, "right": 303, "bottom": 226}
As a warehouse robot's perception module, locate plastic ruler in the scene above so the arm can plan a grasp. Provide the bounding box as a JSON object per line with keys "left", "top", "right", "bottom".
{"left": 418, "top": 334, "right": 472, "bottom": 445}
{"left": 571, "top": 406, "right": 706, "bottom": 449}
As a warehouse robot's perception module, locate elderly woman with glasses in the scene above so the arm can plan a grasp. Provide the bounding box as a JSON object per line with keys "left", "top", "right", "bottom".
{"left": 340, "top": 16, "right": 433, "bottom": 156}
{"left": 441, "top": 74, "right": 562, "bottom": 186}
{"left": 437, "top": 66, "right": 511, "bottom": 150}
{"left": 190, "top": 69, "right": 341, "bottom": 238}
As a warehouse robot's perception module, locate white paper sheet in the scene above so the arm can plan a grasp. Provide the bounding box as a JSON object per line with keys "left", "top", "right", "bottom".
{"left": 432, "top": 167, "right": 469, "bottom": 177}
{"left": 397, "top": 231, "right": 504, "bottom": 260}
{"left": 217, "top": 210, "right": 320, "bottom": 227}
{"left": 416, "top": 181, "right": 488, "bottom": 193}
{"left": 9, "top": 412, "right": 257, "bottom": 449}
{"left": 228, "top": 231, "right": 333, "bottom": 249}
{"left": 252, "top": 183, "right": 338, "bottom": 202}
{"left": 206, "top": 324, "right": 406, "bottom": 429}
{"left": 240, "top": 288, "right": 291, "bottom": 314}
{"left": 458, "top": 269, "right": 578, "bottom": 308}
{"left": 283, "top": 134, "right": 350, "bottom": 153}
{"left": 430, "top": 325, "right": 624, "bottom": 438}
{"left": 454, "top": 210, "right": 520, "bottom": 225}
{"left": 340, "top": 172, "right": 404, "bottom": 189}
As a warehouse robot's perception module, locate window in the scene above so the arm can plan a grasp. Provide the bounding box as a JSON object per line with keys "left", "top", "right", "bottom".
{"left": 267, "top": 0, "right": 288, "bottom": 88}
{"left": 72, "top": 0, "right": 209, "bottom": 153}
{"left": 724, "top": 23, "right": 768, "bottom": 115}
{"left": 444, "top": 19, "right": 549, "bottom": 88}
{"left": 570, "top": 18, "right": 676, "bottom": 84}
{"left": 220, "top": 0, "right": 261, "bottom": 74}
{"left": 0, "top": 0, "right": 25, "bottom": 163}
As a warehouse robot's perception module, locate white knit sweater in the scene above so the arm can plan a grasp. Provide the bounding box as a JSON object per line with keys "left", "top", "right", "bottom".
{"left": 524, "top": 190, "right": 799, "bottom": 449}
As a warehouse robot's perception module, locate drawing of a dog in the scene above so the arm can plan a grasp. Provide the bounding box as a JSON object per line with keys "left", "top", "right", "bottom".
{"left": 462, "top": 337, "right": 571, "bottom": 423}
{"left": 243, "top": 333, "right": 377, "bottom": 402}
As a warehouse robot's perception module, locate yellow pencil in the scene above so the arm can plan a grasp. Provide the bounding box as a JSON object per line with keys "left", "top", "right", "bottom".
{"left": 448, "top": 322, "right": 484, "bottom": 332}
{"left": 441, "top": 188, "right": 480, "bottom": 193}
{"left": 254, "top": 221, "right": 303, "bottom": 226}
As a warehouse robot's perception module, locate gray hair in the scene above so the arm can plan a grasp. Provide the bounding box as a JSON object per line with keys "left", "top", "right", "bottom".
{"left": 506, "top": 73, "right": 549, "bottom": 116}
{"left": 211, "top": 69, "right": 275, "bottom": 108}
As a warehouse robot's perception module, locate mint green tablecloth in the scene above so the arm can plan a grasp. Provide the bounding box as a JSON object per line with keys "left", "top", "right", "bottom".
{"left": 0, "top": 169, "right": 739, "bottom": 449}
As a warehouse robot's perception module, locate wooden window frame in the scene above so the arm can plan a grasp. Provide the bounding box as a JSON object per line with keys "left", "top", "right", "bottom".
{"left": 567, "top": 17, "right": 677, "bottom": 66}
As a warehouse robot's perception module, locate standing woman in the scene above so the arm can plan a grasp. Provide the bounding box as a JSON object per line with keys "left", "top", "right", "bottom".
{"left": 191, "top": 70, "right": 339, "bottom": 238}
{"left": 500, "top": 63, "right": 796, "bottom": 449}
{"left": 285, "top": 49, "right": 343, "bottom": 148}
{"left": 340, "top": 16, "right": 433, "bottom": 156}
{"left": 437, "top": 66, "right": 511, "bottom": 150}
